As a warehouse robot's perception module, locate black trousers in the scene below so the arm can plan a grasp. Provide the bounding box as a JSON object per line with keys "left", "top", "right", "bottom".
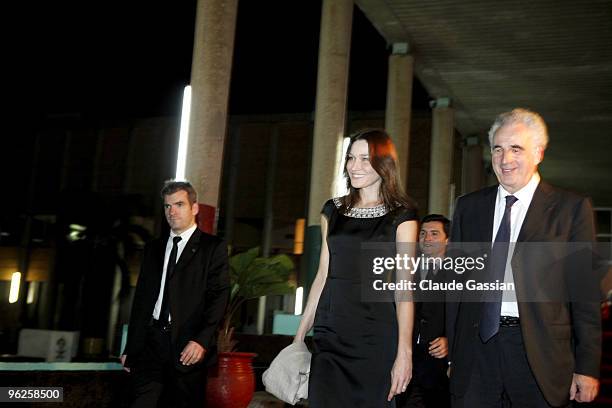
{"left": 399, "top": 382, "right": 451, "bottom": 408}
{"left": 398, "top": 344, "right": 450, "bottom": 408}
{"left": 130, "top": 326, "right": 207, "bottom": 408}
{"left": 451, "top": 326, "right": 569, "bottom": 408}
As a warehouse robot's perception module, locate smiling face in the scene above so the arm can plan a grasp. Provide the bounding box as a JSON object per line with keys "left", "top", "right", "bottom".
{"left": 345, "top": 139, "right": 382, "bottom": 191}
{"left": 419, "top": 221, "right": 448, "bottom": 258}
{"left": 491, "top": 123, "right": 543, "bottom": 194}
{"left": 163, "top": 190, "right": 199, "bottom": 234}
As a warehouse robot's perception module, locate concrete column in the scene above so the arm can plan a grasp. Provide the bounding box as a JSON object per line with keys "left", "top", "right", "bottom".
{"left": 385, "top": 43, "right": 413, "bottom": 184}
{"left": 186, "top": 0, "right": 238, "bottom": 218}
{"left": 307, "top": 0, "right": 354, "bottom": 226}
{"left": 428, "top": 98, "right": 454, "bottom": 216}
{"left": 461, "top": 135, "right": 485, "bottom": 194}
{"left": 305, "top": 0, "right": 353, "bottom": 289}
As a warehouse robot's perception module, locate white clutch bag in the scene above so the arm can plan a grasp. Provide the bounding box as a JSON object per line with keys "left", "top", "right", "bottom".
{"left": 262, "top": 341, "right": 311, "bottom": 405}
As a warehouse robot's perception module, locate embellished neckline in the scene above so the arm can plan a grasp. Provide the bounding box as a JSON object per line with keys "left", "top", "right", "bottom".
{"left": 332, "top": 197, "right": 390, "bottom": 218}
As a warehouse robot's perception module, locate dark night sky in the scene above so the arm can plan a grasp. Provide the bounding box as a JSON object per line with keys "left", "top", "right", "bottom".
{"left": 11, "top": 0, "right": 429, "bottom": 121}
{"left": 13, "top": 0, "right": 198, "bottom": 119}
{"left": 4, "top": 1, "right": 430, "bottom": 217}
{"left": 2, "top": 0, "right": 432, "bottom": 238}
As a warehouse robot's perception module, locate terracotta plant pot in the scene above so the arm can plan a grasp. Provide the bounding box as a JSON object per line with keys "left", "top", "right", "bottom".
{"left": 206, "top": 352, "right": 257, "bottom": 408}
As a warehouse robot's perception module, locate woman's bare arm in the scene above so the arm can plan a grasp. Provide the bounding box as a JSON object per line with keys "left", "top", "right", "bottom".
{"left": 294, "top": 215, "right": 330, "bottom": 342}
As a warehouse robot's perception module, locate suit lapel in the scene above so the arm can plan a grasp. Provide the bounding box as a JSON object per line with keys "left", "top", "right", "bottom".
{"left": 513, "top": 181, "right": 555, "bottom": 312}
{"left": 171, "top": 228, "right": 202, "bottom": 278}
{"left": 517, "top": 181, "right": 556, "bottom": 243}
{"left": 150, "top": 238, "right": 166, "bottom": 294}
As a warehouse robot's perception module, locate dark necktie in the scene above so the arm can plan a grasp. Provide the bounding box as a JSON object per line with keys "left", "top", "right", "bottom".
{"left": 479, "top": 195, "right": 518, "bottom": 342}
{"left": 425, "top": 266, "right": 436, "bottom": 281}
{"left": 159, "top": 236, "right": 182, "bottom": 325}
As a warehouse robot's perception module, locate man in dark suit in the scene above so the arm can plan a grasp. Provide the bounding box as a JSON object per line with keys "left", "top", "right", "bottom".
{"left": 121, "top": 180, "right": 230, "bottom": 407}
{"left": 447, "top": 108, "right": 601, "bottom": 407}
{"left": 401, "top": 214, "right": 451, "bottom": 408}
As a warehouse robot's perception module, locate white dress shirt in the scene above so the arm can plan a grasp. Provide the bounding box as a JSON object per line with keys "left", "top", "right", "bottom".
{"left": 491, "top": 173, "right": 540, "bottom": 317}
{"left": 152, "top": 223, "right": 198, "bottom": 321}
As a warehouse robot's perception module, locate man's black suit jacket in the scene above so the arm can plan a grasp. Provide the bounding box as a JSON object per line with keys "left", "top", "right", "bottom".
{"left": 413, "top": 268, "right": 447, "bottom": 389}
{"left": 447, "top": 181, "right": 601, "bottom": 407}
{"left": 124, "top": 228, "right": 230, "bottom": 371}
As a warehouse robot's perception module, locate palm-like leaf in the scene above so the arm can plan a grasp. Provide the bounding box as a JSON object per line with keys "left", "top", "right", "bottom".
{"left": 219, "top": 247, "right": 296, "bottom": 352}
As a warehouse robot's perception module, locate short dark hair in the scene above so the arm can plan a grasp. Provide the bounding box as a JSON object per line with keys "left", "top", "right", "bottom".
{"left": 421, "top": 214, "right": 450, "bottom": 237}
{"left": 160, "top": 180, "right": 198, "bottom": 204}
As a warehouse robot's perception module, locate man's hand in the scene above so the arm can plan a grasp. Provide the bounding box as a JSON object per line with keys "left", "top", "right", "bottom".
{"left": 428, "top": 337, "right": 448, "bottom": 359}
{"left": 569, "top": 373, "right": 599, "bottom": 403}
{"left": 120, "top": 354, "right": 130, "bottom": 372}
{"left": 180, "top": 341, "right": 206, "bottom": 366}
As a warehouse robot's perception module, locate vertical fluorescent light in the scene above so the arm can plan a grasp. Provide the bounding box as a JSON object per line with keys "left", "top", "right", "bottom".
{"left": 294, "top": 286, "right": 304, "bottom": 315}
{"left": 9, "top": 272, "right": 21, "bottom": 304}
{"left": 26, "top": 281, "right": 37, "bottom": 304}
{"left": 175, "top": 85, "right": 192, "bottom": 180}
{"left": 257, "top": 296, "right": 266, "bottom": 334}
{"left": 334, "top": 137, "right": 351, "bottom": 197}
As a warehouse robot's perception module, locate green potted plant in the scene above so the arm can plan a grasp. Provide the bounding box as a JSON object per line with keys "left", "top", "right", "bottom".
{"left": 207, "top": 247, "right": 296, "bottom": 408}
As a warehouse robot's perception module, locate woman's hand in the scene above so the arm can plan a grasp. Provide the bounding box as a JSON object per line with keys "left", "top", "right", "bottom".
{"left": 387, "top": 350, "right": 412, "bottom": 401}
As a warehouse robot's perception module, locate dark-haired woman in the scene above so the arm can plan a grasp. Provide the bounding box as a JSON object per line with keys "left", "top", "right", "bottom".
{"left": 295, "top": 129, "right": 418, "bottom": 407}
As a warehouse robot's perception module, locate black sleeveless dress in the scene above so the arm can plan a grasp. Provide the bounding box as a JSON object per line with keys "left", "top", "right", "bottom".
{"left": 309, "top": 198, "right": 417, "bottom": 407}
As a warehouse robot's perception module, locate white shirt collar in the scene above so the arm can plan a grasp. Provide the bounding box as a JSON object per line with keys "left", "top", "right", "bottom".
{"left": 170, "top": 223, "right": 198, "bottom": 242}
{"left": 498, "top": 172, "right": 541, "bottom": 204}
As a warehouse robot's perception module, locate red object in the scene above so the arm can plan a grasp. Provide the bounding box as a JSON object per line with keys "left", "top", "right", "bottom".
{"left": 206, "top": 352, "right": 257, "bottom": 408}
{"left": 197, "top": 204, "right": 216, "bottom": 234}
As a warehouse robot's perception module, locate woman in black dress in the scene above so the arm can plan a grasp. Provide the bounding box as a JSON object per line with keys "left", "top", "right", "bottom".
{"left": 295, "top": 129, "right": 418, "bottom": 407}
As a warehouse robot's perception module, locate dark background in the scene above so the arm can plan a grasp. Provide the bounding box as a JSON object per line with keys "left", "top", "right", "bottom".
{"left": 4, "top": 0, "right": 429, "bottom": 215}
{"left": 0, "top": 0, "right": 431, "bottom": 353}
{"left": 10, "top": 0, "right": 428, "bottom": 119}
